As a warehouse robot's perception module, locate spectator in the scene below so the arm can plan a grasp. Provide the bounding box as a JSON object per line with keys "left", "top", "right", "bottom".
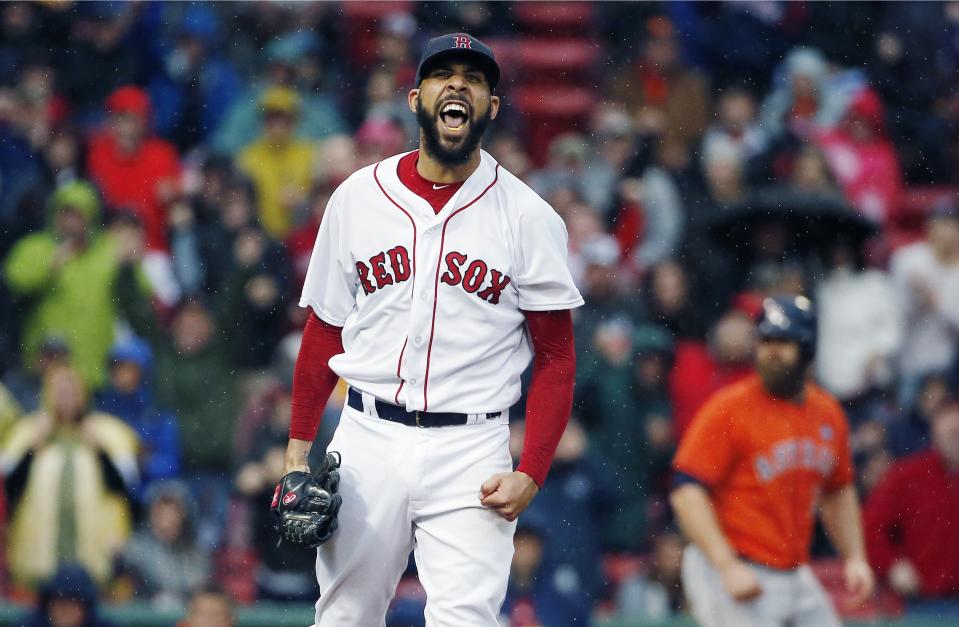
{"left": 576, "top": 324, "right": 674, "bottom": 550}
{"left": 887, "top": 372, "right": 954, "bottom": 458}
{"left": 192, "top": 176, "right": 258, "bottom": 295}
{"left": 3, "top": 335, "right": 70, "bottom": 413}
{"left": 487, "top": 133, "right": 533, "bottom": 182}
{"left": 889, "top": 200, "right": 959, "bottom": 401}
{"left": 612, "top": 164, "right": 684, "bottom": 273}
{"left": 815, "top": 88, "right": 904, "bottom": 223}
{"left": 180, "top": 175, "right": 293, "bottom": 367}
{"left": 211, "top": 31, "right": 346, "bottom": 156}
{"left": 815, "top": 240, "right": 902, "bottom": 403}
{"left": 146, "top": 5, "right": 243, "bottom": 151}
{"left": 515, "top": 418, "right": 618, "bottom": 603}
{"left": 2, "top": 126, "right": 85, "bottom": 260}
{"left": 642, "top": 259, "right": 711, "bottom": 341}
{"left": 608, "top": 15, "right": 710, "bottom": 162}
{"left": 95, "top": 336, "right": 181, "bottom": 488}
{"left": 699, "top": 132, "right": 747, "bottom": 207}
{"left": 57, "top": 3, "right": 141, "bottom": 119}
{"left": 218, "top": 223, "right": 292, "bottom": 369}
{"left": 789, "top": 144, "right": 841, "bottom": 195}
{"left": 700, "top": 87, "right": 765, "bottom": 175}
{"left": 120, "top": 296, "right": 240, "bottom": 548}
{"left": 119, "top": 480, "right": 210, "bottom": 609}
{"left": 758, "top": 47, "right": 855, "bottom": 143}
{"left": 0, "top": 365, "right": 138, "bottom": 585}
{"left": 21, "top": 563, "right": 119, "bottom": 627}
{"left": 234, "top": 380, "right": 320, "bottom": 601}
{"left": 87, "top": 85, "right": 182, "bottom": 263}
{"left": 354, "top": 117, "right": 408, "bottom": 169}
{"left": 573, "top": 235, "right": 644, "bottom": 367}
{"left": 865, "top": 402, "right": 959, "bottom": 612}
{"left": 500, "top": 518, "right": 591, "bottom": 627}
{"left": 616, "top": 530, "right": 685, "bottom": 620}
{"left": 669, "top": 308, "right": 756, "bottom": 438}
{"left": 364, "top": 66, "right": 418, "bottom": 142}
{"left": 3, "top": 181, "right": 148, "bottom": 389}
{"left": 176, "top": 584, "right": 235, "bottom": 627}
{"left": 526, "top": 134, "right": 595, "bottom": 214}
{"left": 237, "top": 86, "right": 316, "bottom": 239}
{"left": 582, "top": 108, "right": 636, "bottom": 214}
{"left": 285, "top": 182, "right": 333, "bottom": 292}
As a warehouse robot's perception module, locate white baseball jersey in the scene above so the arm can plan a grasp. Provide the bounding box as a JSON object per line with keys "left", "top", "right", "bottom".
{"left": 300, "top": 149, "right": 584, "bottom": 413}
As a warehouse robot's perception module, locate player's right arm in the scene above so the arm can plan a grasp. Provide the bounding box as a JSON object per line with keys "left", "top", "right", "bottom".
{"left": 670, "top": 394, "right": 762, "bottom": 601}
{"left": 285, "top": 313, "right": 343, "bottom": 474}
{"left": 285, "top": 183, "right": 354, "bottom": 474}
{"left": 670, "top": 482, "right": 763, "bottom": 601}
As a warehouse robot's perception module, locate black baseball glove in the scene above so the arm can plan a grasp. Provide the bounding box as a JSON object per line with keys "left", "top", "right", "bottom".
{"left": 271, "top": 451, "right": 343, "bottom": 548}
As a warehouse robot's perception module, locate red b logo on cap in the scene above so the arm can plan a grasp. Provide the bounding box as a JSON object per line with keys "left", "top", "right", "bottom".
{"left": 454, "top": 35, "right": 472, "bottom": 49}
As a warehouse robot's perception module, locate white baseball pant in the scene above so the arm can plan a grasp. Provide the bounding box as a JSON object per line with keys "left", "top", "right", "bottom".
{"left": 312, "top": 402, "right": 516, "bottom": 626}
{"left": 681, "top": 545, "right": 842, "bottom": 627}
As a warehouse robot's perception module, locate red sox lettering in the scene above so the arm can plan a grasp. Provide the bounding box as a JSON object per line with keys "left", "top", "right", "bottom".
{"left": 356, "top": 245, "right": 413, "bottom": 295}
{"left": 356, "top": 245, "right": 511, "bottom": 305}
{"left": 440, "top": 251, "right": 512, "bottom": 304}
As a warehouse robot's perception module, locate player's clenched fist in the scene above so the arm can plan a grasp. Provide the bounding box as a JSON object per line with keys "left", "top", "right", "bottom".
{"left": 844, "top": 557, "right": 875, "bottom": 605}
{"left": 718, "top": 559, "right": 763, "bottom": 602}
{"left": 479, "top": 471, "right": 539, "bottom": 521}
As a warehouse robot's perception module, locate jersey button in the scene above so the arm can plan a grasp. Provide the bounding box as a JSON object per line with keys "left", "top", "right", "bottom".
{"left": 409, "top": 378, "right": 418, "bottom": 385}
{"left": 414, "top": 336, "right": 422, "bottom": 345}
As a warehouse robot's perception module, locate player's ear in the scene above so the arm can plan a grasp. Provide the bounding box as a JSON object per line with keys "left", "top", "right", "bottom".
{"left": 490, "top": 94, "right": 500, "bottom": 121}
{"left": 408, "top": 89, "right": 419, "bottom": 114}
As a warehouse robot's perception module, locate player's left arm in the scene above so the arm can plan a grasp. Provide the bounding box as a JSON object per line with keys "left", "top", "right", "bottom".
{"left": 819, "top": 484, "right": 875, "bottom": 604}
{"left": 480, "top": 309, "right": 575, "bottom": 521}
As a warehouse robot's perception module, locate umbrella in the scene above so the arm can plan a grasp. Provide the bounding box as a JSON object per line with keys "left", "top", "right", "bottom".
{"left": 707, "top": 188, "right": 879, "bottom": 258}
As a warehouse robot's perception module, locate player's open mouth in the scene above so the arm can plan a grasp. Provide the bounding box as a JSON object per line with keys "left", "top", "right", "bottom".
{"left": 439, "top": 101, "right": 470, "bottom": 133}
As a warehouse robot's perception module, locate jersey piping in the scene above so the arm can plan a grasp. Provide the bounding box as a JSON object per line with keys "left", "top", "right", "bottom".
{"left": 373, "top": 161, "right": 419, "bottom": 405}
{"left": 423, "top": 165, "right": 501, "bottom": 410}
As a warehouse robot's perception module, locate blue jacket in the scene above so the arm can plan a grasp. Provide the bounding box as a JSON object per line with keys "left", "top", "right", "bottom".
{"left": 22, "top": 563, "right": 119, "bottom": 627}
{"left": 95, "top": 336, "right": 181, "bottom": 488}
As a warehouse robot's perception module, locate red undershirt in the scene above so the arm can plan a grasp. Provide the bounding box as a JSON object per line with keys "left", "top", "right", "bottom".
{"left": 288, "top": 153, "right": 577, "bottom": 487}
{"left": 396, "top": 150, "right": 465, "bottom": 214}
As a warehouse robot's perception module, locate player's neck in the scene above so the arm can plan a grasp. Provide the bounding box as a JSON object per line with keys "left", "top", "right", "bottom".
{"left": 416, "top": 145, "right": 481, "bottom": 184}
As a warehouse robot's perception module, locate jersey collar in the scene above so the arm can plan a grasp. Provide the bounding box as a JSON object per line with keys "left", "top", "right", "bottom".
{"left": 377, "top": 149, "right": 499, "bottom": 223}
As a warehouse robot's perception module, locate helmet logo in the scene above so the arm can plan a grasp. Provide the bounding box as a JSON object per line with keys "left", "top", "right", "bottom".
{"left": 454, "top": 35, "right": 472, "bottom": 49}
{"left": 765, "top": 302, "right": 790, "bottom": 329}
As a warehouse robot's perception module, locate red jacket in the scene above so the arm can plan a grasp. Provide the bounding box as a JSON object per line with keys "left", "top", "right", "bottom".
{"left": 864, "top": 450, "right": 959, "bottom": 598}
{"left": 668, "top": 340, "right": 752, "bottom": 439}
{"left": 87, "top": 132, "right": 181, "bottom": 251}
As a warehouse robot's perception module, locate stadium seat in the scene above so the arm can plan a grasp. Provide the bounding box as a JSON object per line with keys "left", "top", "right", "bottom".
{"left": 514, "top": 2, "right": 595, "bottom": 35}
{"left": 810, "top": 558, "right": 903, "bottom": 620}
{"left": 340, "top": 1, "right": 413, "bottom": 20}
{"left": 602, "top": 553, "right": 648, "bottom": 586}
{"left": 513, "top": 85, "right": 596, "bottom": 164}
{"left": 514, "top": 38, "right": 599, "bottom": 76}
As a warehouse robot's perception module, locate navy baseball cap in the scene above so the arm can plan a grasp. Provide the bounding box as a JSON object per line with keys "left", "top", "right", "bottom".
{"left": 416, "top": 33, "right": 500, "bottom": 90}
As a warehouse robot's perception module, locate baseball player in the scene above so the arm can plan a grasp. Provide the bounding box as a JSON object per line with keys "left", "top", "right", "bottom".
{"left": 272, "top": 33, "right": 583, "bottom": 626}
{"left": 670, "top": 296, "right": 875, "bottom": 627}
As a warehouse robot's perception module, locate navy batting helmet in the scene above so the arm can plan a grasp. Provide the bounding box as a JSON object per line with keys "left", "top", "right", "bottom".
{"left": 757, "top": 295, "right": 817, "bottom": 361}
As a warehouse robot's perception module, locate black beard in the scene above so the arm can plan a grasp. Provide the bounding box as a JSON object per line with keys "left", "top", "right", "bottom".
{"left": 757, "top": 361, "right": 807, "bottom": 399}
{"left": 416, "top": 98, "right": 491, "bottom": 166}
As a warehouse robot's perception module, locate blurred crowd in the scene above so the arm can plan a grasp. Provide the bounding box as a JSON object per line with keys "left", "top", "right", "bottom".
{"left": 1, "top": 2, "right": 959, "bottom": 626}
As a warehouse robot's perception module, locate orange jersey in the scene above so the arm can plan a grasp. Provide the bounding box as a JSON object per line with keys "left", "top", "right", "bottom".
{"left": 672, "top": 374, "right": 853, "bottom": 569}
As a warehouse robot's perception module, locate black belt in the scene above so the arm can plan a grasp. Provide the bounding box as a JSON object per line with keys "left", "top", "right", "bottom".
{"left": 347, "top": 387, "right": 501, "bottom": 428}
